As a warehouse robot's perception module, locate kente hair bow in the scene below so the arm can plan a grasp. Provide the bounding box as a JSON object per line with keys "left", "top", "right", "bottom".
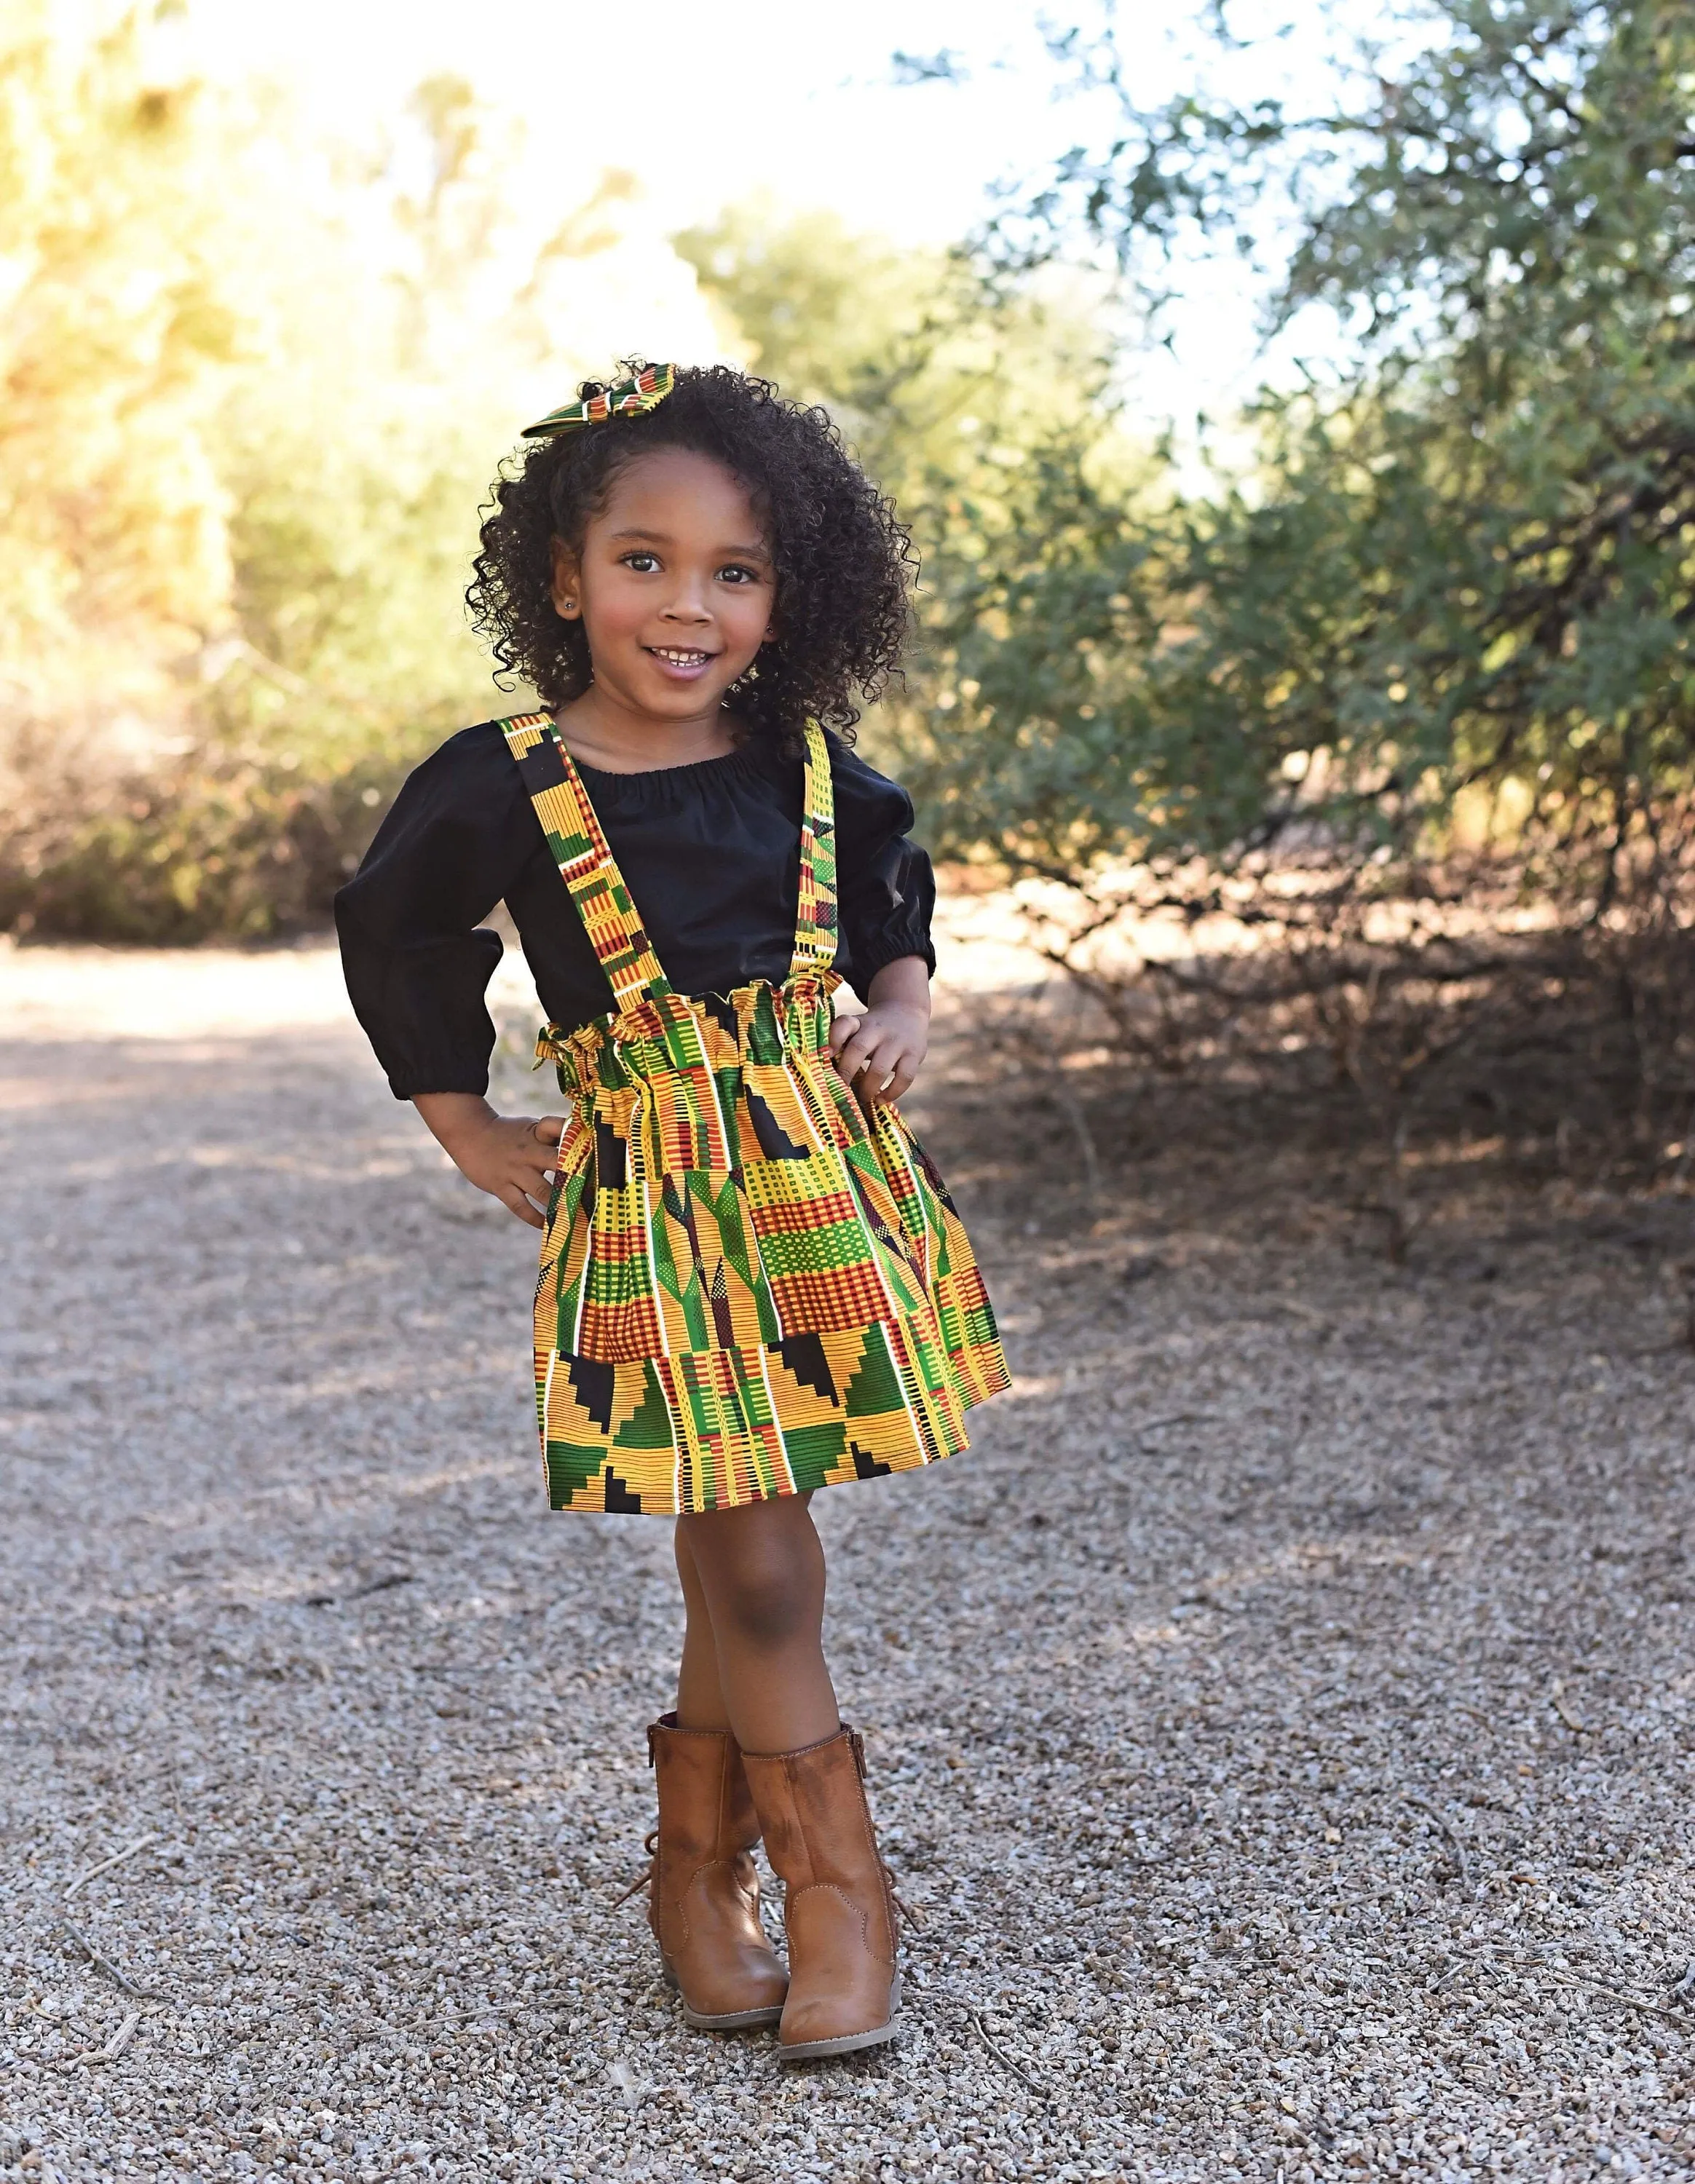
{"left": 521, "top": 362, "right": 676, "bottom": 438}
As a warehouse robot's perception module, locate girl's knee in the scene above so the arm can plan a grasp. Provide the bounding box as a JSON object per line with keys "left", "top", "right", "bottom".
{"left": 685, "top": 1515, "right": 819, "bottom": 1647}
{"left": 719, "top": 1556, "right": 814, "bottom": 1647}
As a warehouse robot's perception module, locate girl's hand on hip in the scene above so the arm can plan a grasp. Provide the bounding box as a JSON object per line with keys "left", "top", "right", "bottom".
{"left": 411, "top": 1094, "right": 571, "bottom": 1229}
{"left": 830, "top": 1001, "right": 928, "bottom": 1109}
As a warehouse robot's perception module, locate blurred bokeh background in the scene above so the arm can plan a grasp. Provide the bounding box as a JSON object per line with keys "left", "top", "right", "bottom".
{"left": 3, "top": 0, "right": 1692, "bottom": 1191}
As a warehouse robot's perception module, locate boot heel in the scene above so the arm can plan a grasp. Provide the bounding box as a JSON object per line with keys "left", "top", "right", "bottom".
{"left": 656, "top": 1947, "right": 784, "bottom": 2029}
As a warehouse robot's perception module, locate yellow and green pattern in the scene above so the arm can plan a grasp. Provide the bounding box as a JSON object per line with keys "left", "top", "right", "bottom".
{"left": 522, "top": 361, "right": 677, "bottom": 439}
{"left": 500, "top": 713, "right": 1009, "bottom": 1516}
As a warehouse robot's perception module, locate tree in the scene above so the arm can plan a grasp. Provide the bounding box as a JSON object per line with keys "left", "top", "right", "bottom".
{"left": 902, "top": 1, "right": 1695, "bottom": 913}
{"left": 0, "top": 13, "right": 691, "bottom": 937}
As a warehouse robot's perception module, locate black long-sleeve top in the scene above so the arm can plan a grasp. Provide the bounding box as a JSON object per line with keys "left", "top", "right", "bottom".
{"left": 334, "top": 720, "right": 936, "bottom": 1099}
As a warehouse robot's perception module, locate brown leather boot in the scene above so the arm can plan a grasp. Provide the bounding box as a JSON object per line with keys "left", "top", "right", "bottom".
{"left": 640, "top": 1714, "right": 788, "bottom": 2030}
{"left": 740, "top": 1725, "right": 901, "bottom": 2060}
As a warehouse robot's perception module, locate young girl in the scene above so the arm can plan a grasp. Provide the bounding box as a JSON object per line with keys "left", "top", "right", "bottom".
{"left": 336, "top": 363, "right": 1008, "bottom": 2060}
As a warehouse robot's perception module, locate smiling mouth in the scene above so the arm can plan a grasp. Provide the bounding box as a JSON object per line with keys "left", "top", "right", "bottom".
{"left": 646, "top": 646, "right": 716, "bottom": 669}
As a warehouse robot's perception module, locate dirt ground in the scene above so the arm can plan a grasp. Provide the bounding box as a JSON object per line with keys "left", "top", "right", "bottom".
{"left": 2, "top": 932, "right": 1694, "bottom": 2184}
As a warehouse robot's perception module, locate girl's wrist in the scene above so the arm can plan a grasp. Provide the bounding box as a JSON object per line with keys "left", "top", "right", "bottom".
{"left": 864, "top": 954, "right": 931, "bottom": 1018}
{"left": 414, "top": 1092, "right": 497, "bottom": 1154}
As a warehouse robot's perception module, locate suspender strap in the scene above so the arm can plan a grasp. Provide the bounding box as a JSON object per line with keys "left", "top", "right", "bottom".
{"left": 790, "top": 721, "right": 837, "bottom": 979}
{"left": 502, "top": 715, "right": 839, "bottom": 1007}
{"left": 501, "top": 714, "right": 673, "bottom": 1010}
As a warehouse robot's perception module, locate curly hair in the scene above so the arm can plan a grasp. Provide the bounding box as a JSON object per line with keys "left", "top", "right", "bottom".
{"left": 466, "top": 363, "right": 915, "bottom": 751}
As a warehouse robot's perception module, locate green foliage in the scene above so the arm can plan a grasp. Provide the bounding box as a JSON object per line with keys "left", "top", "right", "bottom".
{"left": 2, "top": 749, "right": 391, "bottom": 943}
{"left": 0, "top": 14, "right": 1134, "bottom": 942}
{"left": 7, "top": 28, "right": 1134, "bottom": 942}
{"left": 19, "top": 1, "right": 1686, "bottom": 949}
{"left": 679, "top": 202, "right": 1121, "bottom": 522}
{"left": 0, "top": 2, "right": 240, "bottom": 696}
{"left": 907, "top": 0, "right": 1695, "bottom": 904}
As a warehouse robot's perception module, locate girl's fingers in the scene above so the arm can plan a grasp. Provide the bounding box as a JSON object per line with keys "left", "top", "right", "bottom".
{"left": 497, "top": 1185, "right": 546, "bottom": 1230}
{"left": 518, "top": 1118, "right": 572, "bottom": 1174}
{"left": 833, "top": 1022, "right": 925, "bottom": 1101}
{"left": 829, "top": 1015, "right": 863, "bottom": 1056}
{"left": 837, "top": 1026, "right": 886, "bottom": 1080}
{"left": 850, "top": 1048, "right": 900, "bottom": 1109}
{"left": 873, "top": 1050, "right": 923, "bottom": 1104}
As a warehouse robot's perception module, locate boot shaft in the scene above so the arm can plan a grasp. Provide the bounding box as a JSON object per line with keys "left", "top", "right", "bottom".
{"left": 740, "top": 1723, "right": 901, "bottom": 2055}
{"left": 740, "top": 1726, "right": 896, "bottom": 1961}
{"left": 647, "top": 1712, "right": 759, "bottom": 1868}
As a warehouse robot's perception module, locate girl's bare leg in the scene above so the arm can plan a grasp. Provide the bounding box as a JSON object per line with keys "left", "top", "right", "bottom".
{"left": 673, "top": 1495, "right": 839, "bottom": 1754}
{"left": 673, "top": 1520, "right": 732, "bottom": 1733}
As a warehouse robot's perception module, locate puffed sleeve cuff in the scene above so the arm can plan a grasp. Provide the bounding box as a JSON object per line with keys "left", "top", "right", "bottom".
{"left": 332, "top": 724, "right": 523, "bottom": 1099}
{"left": 853, "top": 925, "right": 936, "bottom": 988}
{"left": 839, "top": 839, "right": 937, "bottom": 988}
{"left": 336, "top": 919, "right": 505, "bottom": 1099}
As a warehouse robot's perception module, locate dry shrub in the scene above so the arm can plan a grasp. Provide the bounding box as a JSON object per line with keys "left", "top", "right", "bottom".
{"left": 965, "top": 850, "right": 1695, "bottom": 1233}
{"left": 0, "top": 694, "right": 455, "bottom": 942}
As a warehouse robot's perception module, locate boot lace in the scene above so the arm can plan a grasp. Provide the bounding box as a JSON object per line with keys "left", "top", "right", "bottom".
{"left": 613, "top": 1829, "right": 660, "bottom": 1908}
{"left": 884, "top": 1860, "right": 924, "bottom": 1937}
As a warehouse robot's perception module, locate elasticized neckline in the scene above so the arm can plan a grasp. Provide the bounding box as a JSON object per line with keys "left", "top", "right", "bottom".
{"left": 572, "top": 737, "right": 782, "bottom": 797}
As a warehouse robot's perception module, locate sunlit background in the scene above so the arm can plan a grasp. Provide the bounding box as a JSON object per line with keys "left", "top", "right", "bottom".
{"left": 9, "top": 0, "right": 1270, "bottom": 938}
{"left": 0, "top": 0, "right": 1179, "bottom": 939}
{"left": 4, "top": 0, "right": 1691, "bottom": 1107}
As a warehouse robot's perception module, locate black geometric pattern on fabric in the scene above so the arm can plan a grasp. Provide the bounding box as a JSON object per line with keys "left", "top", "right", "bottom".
{"left": 850, "top": 1441, "right": 893, "bottom": 1480}
{"left": 846, "top": 1171, "right": 909, "bottom": 1265}
{"left": 567, "top": 1353, "right": 616, "bottom": 1433}
{"left": 595, "top": 1117, "right": 628, "bottom": 1189}
{"left": 747, "top": 1087, "right": 810, "bottom": 1161}
{"left": 708, "top": 1259, "right": 736, "bottom": 1350}
{"left": 703, "top": 992, "right": 740, "bottom": 1040}
{"left": 601, "top": 1468, "right": 644, "bottom": 1513}
{"left": 912, "top": 1136, "right": 959, "bottom": 1211}
{"left": 517, "top": 737, "right": 569, "bottom": 794}
{"left": 773, "top": 1331, "right": 837, "bottom": 1402}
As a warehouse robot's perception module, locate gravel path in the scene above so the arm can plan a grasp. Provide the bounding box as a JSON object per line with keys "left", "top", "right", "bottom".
{"left": 2, "top": 940, "right": 1694, "bottom": 2183}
